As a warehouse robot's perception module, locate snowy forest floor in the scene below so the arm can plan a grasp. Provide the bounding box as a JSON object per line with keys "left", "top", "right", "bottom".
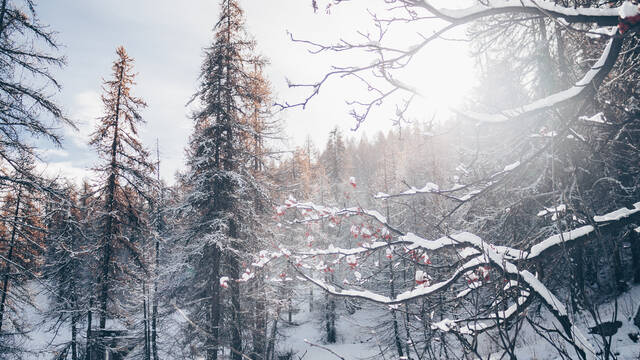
{"left": 276, "top": 297, "right": 381, "bottom": 360}
{"left": 276, "top": 284, "right": 640, "bottom": 360}
{"left": 13, "top": 282, "right": 640, "bottom": 359}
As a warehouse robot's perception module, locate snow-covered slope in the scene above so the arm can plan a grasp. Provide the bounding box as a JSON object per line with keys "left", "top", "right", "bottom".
{"left": 277, "top": 301, "right": 381, "bottom": 359}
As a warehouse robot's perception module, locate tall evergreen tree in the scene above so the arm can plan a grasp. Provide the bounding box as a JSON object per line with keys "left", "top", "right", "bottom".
{"left": 89, "top": 46, "right": 154, "bottom": 332}
{"left": 173, "top": 1, "right": 271, "bottom": 359}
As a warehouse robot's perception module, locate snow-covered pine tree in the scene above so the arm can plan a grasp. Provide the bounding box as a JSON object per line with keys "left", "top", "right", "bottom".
{"left": 172, "top": 1, "right": 271, "bottom": 359}
{"left": 89, "top": 46, "right": 155, "bottom": 335}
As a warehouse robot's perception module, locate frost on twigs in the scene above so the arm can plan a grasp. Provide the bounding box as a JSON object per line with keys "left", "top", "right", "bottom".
{"left": 266, "top": 194, "right": 640, "bottom": 358}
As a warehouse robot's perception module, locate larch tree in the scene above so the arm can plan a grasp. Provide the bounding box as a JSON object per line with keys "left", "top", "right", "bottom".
{"left": 89, "top": 46, "right": 154, "bottom": 334}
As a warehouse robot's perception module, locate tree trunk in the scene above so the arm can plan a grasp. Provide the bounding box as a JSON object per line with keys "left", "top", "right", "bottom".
{"left": 611, "top": 237, "right": 626, "bottom": 293}
{"left": 229, "top": 254, "right": 242, "bottom": 360}
{"left": 85, "top": 298, "right": 93, "bottom": 360}
{"left": 143, "top": 283, "right": 150, "bottom": 360}
{"left": 251, "top": 276, "right": 266, "bottom": 360}
{"left": 630, "top": 229, "right": 640, "bottom": 284}
{"left": 152, "top": 238, "right": 160, "bottom": 360}
{"left": 389, "top": 263, "right": 404, "bottom": 358}
{"left": 0, "top": 187, "right": 21, "bottom": 333}
{"left": 266, "top": 308, "right": 279, "bottom": 360}
{"left": 152, "top": 151, "right": 161, "bottom": 360}
{"left": 207, "top": 247, "right": 222, "bottom": 360}
{"left": 0, "top": 0, "right": 8, "bottom": 36}
{"left": 72, "top": 311, "right": 78, "bottom": 360}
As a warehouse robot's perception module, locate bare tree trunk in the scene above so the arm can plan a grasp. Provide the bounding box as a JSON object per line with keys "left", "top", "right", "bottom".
{"left": 72, "top": 311, "right": 78, "bottom": 360}
{"left": 611, "top": 237, "right": 626, "bottom": 293}
{"left": 152, "top": 143, "right": 161, "bottom": 360}
{"left": 0, "top": 0, "right": 8, "bottom": 36}
{"left": 85, "top": 298, "right": 93, "bottom": 360}
{"left": 324, "top": 271, "right": 337, "bottom": 343}
{"left": 229, "top": 253, "right": 242, "bottom": 360}
{"left": 0, "top": 187, "right": 21, "bottom": 333}
{"left": 630, "top": 229, "right": 640, "bottom": 284}
{"left": 389, "top": 264, "right": 404, "bottom": 358}
{"left": 71, "top": 275, "right": 79, "bottom": 360}
{"left": 207, "top": 248, "right": 222, "bottom": 360}
{"left": 251, "top": 276, "right": 266, "bottom": 360}
{"left": 143, "top": 283, "right": 151, "bottom": 360}
{"left": 266, "top": 308, "right": 279, "bottom": 360}
{"left": 152, "top": 243, "right": 160, "bottom": 360}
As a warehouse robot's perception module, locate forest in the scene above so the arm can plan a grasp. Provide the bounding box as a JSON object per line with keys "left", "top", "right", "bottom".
{"left": 1, "top": 0, "right": 640, "bottom": 359}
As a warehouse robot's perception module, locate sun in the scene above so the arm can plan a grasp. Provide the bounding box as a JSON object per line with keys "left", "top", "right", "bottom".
{"left": 396, "top": 38, "right": 477, "bottom": 121}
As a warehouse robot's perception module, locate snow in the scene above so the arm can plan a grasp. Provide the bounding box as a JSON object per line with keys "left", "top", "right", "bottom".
{"left": 431, "top": 318, "right": 458, "bottom": 332}
{"left": 434, "top": 0, "right": 620, "bottom": 19}
{"left": 420, "top": 182, "right": 439, "bottom": 192}
{"left": 527, "top": 225, "right": 594, "bottom": 258}
{"left": 586, "top": 26, "right": 617, "bottom": 39}
{"left": 277, "top": 301, "right": 385, "bottom": 360}
{"left": 619, "top": 1, "right": 639, "bottom": 18}
{"left": 503, "top": 161, "right": 520, "bottom": 172}
{"left": 459, "top": 189, "right": 481, "bottom": 201}
{"left": 458, "top": 247, "right": 480, "bottom": 259}
{"left": 593, "top": 201, "right": 640, "bottom": 222}
{"left": 579, "top": 112, "right": 609, "bottom": 124}
{"left": 536, "top": 204, "right": 566, "bottom": 217}
{"left": 456, "top": 287, "right": 473, "bottom": 298}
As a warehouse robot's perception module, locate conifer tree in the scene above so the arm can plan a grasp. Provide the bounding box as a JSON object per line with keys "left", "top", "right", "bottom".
{"left": 173, "top": 1, "right": 271, "bottom": 359}
{"left": 89, "top": 46, "right": 154, "bottom": 332}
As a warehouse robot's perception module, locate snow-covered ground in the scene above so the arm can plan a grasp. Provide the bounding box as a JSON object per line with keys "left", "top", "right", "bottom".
{"left": 278, "top": 284, "right": 640, "bottom": 360}
{"left": 277, "top": 301, "right": 381, "bottom": 360}
{"left": 11, "top": 282, "right": 640, "bottom": 359}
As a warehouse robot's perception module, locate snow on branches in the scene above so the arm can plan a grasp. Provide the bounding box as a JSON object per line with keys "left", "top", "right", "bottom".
{"left": 255, "top": 195, "right": 640, "bottom": 359}
{"left": 459, "top": 27, "right": 621, "bottom": 123}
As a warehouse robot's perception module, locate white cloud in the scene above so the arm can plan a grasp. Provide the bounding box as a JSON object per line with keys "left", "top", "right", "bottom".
{"left": 66, "top": 90, "right": 102, "bottom": 149}
{"left": 36, "top": 161, "right": 91, "bottom": 186}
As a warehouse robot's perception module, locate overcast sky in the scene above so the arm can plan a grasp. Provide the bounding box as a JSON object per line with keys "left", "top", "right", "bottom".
{"left": 36, "top": 0, "right": 476, "bottom": 184}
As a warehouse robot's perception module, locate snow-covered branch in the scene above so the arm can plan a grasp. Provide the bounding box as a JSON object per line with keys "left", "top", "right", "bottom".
{"left": 458, "top": 30, "right": 623, "bottom": 123}
{"left": 374, "top": 161, "right": 521, "bottom": 202}
{"left": 416, "top": 0, "right": 620, "bottom": 26}
{"left": 270, "top": 196, "right": 640, "bottom": 359}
